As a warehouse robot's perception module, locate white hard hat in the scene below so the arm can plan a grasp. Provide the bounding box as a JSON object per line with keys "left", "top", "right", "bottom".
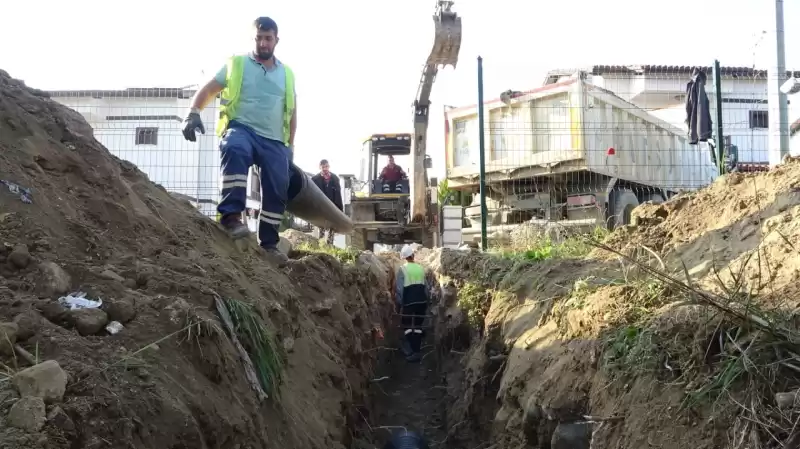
{"left": 400, "top": 245, "right": 415, "bottom": 259}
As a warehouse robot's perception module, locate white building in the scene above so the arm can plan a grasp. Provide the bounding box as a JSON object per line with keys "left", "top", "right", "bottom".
{"left": 47, "top": 87, "right": 222, "bottom": 217}
{"left": 544, "top": 65, "right": 800, "bottom": 168}
{"left": 46, "top": 87, "right": 348, "bottom": 247}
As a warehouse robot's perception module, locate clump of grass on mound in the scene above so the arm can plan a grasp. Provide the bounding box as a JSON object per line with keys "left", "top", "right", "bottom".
{"left": 496, "top": 227, "right": 609, "bottom": 261}
{"left": 296, "top": 242, "right": 359, "bottom": 264}
{"left": 224, "top": 298, "right": 284, "bottom": 396}
{"left": 591, "top": 240, "right": 800, "bottom": 446}
{"left": 457, "top": 282, "right": 494, "bottom": 329}
{"left": 592, "top": 277, "right": 672, "bottom": 380}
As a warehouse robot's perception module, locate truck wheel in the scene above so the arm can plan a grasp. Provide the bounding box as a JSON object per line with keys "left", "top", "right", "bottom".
{"left": 350, "top": 230, "right": 369, "bottom": 251}
{"left": 641, "top": 193, "right": 665, "bottom": 204}
{"left": 612, "top": 189, "right": 639, "bottom": 228}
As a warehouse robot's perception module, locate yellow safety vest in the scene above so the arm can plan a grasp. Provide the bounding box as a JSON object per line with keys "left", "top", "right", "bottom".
{"left": 215, "top": 55, "right": 296, "bottom": 147}
{"left": 401, "top": 263, "right": 426, "bottom": 287}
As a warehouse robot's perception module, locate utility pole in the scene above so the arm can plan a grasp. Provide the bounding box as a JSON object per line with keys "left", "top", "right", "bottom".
{"left": 768, "top": 0, "right": 790, "bottom": 167}
{"left": 477, "top": 56, "right": 488, "bottom": 251}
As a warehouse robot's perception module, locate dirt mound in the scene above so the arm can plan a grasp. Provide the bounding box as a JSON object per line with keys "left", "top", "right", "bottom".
{"left": 424, "top": 166, "right": 800, "bottom": 449}
{"left": 603, "top": 165, "right": 800, "bottom": 299}
{"left": 0, "top": 70, "right": 393, "bottom": 449}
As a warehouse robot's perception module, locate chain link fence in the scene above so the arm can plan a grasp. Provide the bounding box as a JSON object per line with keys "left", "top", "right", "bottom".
{"left": 46, "top": 88, "right": 318, "bottom": 234}
{"left": 445, "top": 63, "right": 797, "bottom": 249}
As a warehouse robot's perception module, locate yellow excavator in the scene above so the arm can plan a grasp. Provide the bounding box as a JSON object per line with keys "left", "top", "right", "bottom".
{"left": 344, "top": 0, "right": 462, "bottom": 251}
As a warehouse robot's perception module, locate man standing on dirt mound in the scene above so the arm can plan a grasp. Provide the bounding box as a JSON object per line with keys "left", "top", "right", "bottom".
{"left": 395, "top": 245, "right": 431, "bottom": 363}
{"left": 311, "top": 159, "right": 343, "bottom": 245}
{"left": 181, "top": 16, "right": 296, "bottom": 266}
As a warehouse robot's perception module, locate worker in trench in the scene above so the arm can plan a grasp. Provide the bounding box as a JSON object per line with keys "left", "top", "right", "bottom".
{"left": 181, "top": 16, "right": 296, "bottom": 265}
{"left": 395, "top": 245, "right": 432, "bottom": 363}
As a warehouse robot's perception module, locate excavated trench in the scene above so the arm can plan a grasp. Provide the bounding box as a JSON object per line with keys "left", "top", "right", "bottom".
{"left": 347, "top": 253, "right": 498, "bottom": 449}
{"left": 0, "top": 68, "right": 495, "bottom": 449}
{"left": 10, "top": 65, "right": 800, "bottom": 449}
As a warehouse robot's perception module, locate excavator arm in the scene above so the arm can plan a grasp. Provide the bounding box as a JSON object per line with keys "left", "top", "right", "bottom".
{"left": 411, "top": 0, "right": 462, "bottom": 221}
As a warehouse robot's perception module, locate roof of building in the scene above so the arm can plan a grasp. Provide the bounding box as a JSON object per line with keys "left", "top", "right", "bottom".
{"left": 544, "top": 65, "right": 800, "bottom": 85}
{"left": 45, "top": 87, "right": 198, "bottom": 99}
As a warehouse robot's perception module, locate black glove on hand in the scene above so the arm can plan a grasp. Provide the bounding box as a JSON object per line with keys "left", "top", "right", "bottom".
{"left": 182, "top": 112, "right": 205, "bottom": 142}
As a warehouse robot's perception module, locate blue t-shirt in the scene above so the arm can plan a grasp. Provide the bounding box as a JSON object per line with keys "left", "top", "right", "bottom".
{"left": 215, "top": 54, "right": 295, "bottom": 142}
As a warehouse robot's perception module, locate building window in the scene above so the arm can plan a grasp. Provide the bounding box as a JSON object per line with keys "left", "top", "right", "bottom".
{"left": 135, "top": 127, "right": 158, "bottom": 145}
{"left": 749, "top": 110, "right": 768, "bottom": 129}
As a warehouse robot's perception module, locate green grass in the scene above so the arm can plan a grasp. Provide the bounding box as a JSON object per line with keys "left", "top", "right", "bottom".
{"left": 495, "top": 227, "right": 610, "bottom": 261}
{"left": 602, "top": 325, "right": 660, "bottom": 380}
{"left": 296, "top": 242, "right": 360, "bottom": 264}
{"left": 457, "top": 282, "right": 493, "bottom": 329}
{"left": 224, "top": 298, "right": 284, "bottom": 397}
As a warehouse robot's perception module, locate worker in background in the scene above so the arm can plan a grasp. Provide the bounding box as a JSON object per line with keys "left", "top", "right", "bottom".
{"left": 395, "top": 245, "right": 430, "bottom": 362}
{"left": 311, "top": 159, "right": 343, "bottom": 244}
{"left": 181, "top": 16, "right": 297, "bottom": 266}
{"left": 378, "top": 155, "right": 407, "bottom": 194}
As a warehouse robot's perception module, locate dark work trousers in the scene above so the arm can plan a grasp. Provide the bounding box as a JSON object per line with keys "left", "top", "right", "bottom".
{"left": 401, "top": 302, "right": 428, "bottom": 353}
{"left": 217, "top": 121, "right": 291, "bottom": 249}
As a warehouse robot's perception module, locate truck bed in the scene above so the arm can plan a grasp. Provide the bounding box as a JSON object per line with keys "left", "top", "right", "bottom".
{"left": 444, "top": 78, "right": 718, "bottom": 192}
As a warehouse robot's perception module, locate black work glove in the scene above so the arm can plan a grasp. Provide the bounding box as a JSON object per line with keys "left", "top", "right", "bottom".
{"left": 182, "top": 111, "right": 205, "bottom": 142}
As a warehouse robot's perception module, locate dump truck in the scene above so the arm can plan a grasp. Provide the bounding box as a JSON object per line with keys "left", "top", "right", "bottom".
{"left": 345, "top": 0, "right": 462, "bottom": 251}
{"left": 444, "top": 73, "right": 719, "bottom": 240}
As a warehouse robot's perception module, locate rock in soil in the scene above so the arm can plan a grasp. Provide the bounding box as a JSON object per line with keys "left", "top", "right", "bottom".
{"left": 0, "top": 321, "right": 18, "bottom": 355}
{"left": 99, "top": 269, "right": 125, "bottom": 282}
{"left": 551, "top": 422, "right": 593, "bottom": 449}
{"left": 12, "top": 310, "right": 42, "bottom": 341}
{"left": 67, "top": 308, "right": 109, "bottom": 335}
{"left": 46, "top": 405, "right": 75, "bottom": 432}
{"left": 37, "top": 261, "right": 71, "bottom": 296}
{"left": 13, "top": 360, "right": 68, "bottom": 403}
{"left": 7, "top": 396, "right": 46, "bottom": 432}
{"left": 7, "top": 244, "right": 31, "bottom": 269}
{"left": 38, "top": 302, "right": 68, "bottom": 323}
{"left": 103, "top": 299, "right": 136, "bottom": 324}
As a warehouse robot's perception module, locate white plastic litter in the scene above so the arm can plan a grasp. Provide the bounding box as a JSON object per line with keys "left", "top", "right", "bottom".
{"left": 58, "top": 291, "right": 102, "bottom": 310}
{"left": 105, "top": 321, "right": 124, "bottom": 335}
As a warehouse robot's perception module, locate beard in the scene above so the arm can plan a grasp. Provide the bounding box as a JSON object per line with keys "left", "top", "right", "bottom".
{"left": 255, "top": 50, "right": 273, "bottom": 61}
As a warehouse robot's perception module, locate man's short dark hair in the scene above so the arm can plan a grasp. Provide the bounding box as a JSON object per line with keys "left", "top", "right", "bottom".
{"left": 319, "top": 159, "right": 329, "bottom": 166}
{"left": 253, "top": 17, "right": 278, "bottom": 34}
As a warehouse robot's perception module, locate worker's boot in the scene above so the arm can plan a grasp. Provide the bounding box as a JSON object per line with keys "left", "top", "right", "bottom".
{"left": 405, "top": 352, "right": 421, "bottom": 363}
{"left": 400, "top": 333, "right": 413, "bottom": 357}
{"left": 220, "top": 214, "right": 251, "bottom": 240}
{"left": 261, "top": 246, "right": 289, "bottom": 268}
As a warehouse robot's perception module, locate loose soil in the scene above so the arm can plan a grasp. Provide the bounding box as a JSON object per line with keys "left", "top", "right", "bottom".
{"left": 421, "top": 163, "right": 800, "bottom": 449}
{"left": 0, "top": 69, "right": 395, "bottom": 449}
{"left": 6, "top": 64, "right": 800, "bottom": 449}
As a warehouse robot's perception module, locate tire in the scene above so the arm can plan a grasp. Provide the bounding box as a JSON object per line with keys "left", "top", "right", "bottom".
{"left": 612, "top": 189, "right": 639, "bottom": 228}
{"left": 641, "top": 193, "right": 665, "bottom": 205}
{"left": 350, "top": 230, "right": 369, "bottom": 251}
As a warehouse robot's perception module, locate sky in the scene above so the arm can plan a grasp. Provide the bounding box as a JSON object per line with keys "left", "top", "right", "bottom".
{"left": 0, "top": 0, "right": 797, "bottom": 178}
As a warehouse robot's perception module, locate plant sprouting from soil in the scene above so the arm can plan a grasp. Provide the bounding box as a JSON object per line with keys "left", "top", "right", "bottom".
{"left": 496, "top": 226, "right": 609, "bottom": 261}
{"left": 224, "top": 298, "right": 284, "bottom": 397}
{"left": 457, "top": 282, "right": 493, "bottom": 329}
{"left": 296, "top": 242, "right": 360, "bottom": 264}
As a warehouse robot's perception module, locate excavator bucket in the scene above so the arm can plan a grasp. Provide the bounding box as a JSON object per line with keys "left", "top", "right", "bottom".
{"left": 427, "top": 1, "right": 462, "bottom": 68}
